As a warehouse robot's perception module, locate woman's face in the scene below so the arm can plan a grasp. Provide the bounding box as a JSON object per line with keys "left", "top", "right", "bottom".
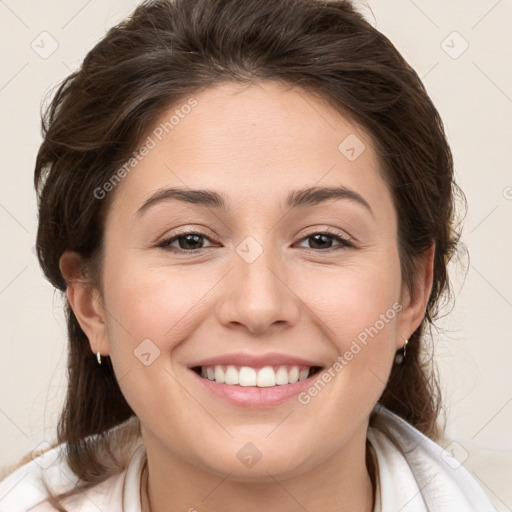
{"left": 67, "top": 80, "right": 431, "bottom": 481}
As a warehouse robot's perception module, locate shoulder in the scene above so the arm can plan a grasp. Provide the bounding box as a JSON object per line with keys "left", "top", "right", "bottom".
{"left": 0, "top": 433, "right": 145, "bottom": 512}
{"left": 0, "top": 442, "right": 70, "bottom": 511}
{"left": 367, "top": 403, "right": 498, "bottom": 511}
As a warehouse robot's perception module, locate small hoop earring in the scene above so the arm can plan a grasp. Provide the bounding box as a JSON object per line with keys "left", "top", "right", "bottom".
{"left": 97, "top": 336, "right": 104, "bottom": 366}
{"left": 394, "top": 338, "right": 408, "bottom": 365}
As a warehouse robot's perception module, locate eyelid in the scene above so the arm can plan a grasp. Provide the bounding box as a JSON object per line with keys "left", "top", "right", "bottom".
{"left": 157, "top": 225, "right": 218, "bottom": 242}
{"left": 296, "top": 225, "right": 353, "bottom": 242}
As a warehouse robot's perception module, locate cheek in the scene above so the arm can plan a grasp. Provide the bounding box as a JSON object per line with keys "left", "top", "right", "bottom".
{"left": 307, "top": 257, "right": 402, "bottom": 336}
{"left": 99, "top": 264, "right": 205, "bottom": 423}
{"left": 103, "top": 261, "right": 211, "bottom": 341}
{"left": 303, "top": 258, "right": 402, "bottom": 391}
{"left": 100, "top": 258, "right": 224, "bottom": 400}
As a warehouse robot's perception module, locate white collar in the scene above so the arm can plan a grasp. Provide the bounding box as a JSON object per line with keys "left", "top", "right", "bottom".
{"left": 123, "top": 443, "right": 147, "bottom": 511}
{"left": 368, "top": 404, "right": 497, "bottom": 511}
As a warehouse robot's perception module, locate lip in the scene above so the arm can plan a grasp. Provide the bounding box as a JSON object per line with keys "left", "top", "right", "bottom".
{"left": 189, "top": 352, "right": 322, "bottom": 369}
{"left": 188, "top": 359, "right": 324, "bottom": 409}
{"left": 190, "top": 369, "right": 321, "bottom": 408}
{"left": 188, "top": 352, "right": 324, "bottom": 408}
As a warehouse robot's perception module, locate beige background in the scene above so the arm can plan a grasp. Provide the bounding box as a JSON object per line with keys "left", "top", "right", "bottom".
{"left": 0, "top": 0, "right": 511, "bottom": 509}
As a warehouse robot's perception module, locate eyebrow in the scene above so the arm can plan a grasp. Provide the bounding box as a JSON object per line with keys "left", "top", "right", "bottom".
{"left": 135, "top": 185, "right": 374, "bottom": 218}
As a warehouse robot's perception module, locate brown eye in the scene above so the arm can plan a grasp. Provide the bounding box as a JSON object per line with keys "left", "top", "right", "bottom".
{"left": 158, "top": 232, "right": 216, "bottom": 252}
{"left": 296, "top": 231, "right": 354, "bottom": 251}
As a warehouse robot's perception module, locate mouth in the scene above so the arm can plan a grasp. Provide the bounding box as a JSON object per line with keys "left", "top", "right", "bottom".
{"left": 188, "top": 353, "right": 326, "bottom": 408}
{"left": 191, "top": 364, "right": 323, "bottom": 387}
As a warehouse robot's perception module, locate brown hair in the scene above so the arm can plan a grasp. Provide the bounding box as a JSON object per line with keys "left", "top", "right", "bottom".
{"left": 6, "top": 0, "right": 465, "bottom": 507}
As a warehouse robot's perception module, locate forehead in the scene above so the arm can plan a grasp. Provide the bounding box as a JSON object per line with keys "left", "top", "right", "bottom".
{"left": 108, "top": 80, "right": 392, "bottom": 220}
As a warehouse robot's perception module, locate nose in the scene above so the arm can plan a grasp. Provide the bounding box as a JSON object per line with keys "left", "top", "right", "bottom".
{"left": 215, "top": 239, "right": 301, "bottom": 335}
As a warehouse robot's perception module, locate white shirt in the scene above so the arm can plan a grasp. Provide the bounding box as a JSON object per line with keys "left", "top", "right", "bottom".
{"left": 0, "top": 404, "right": 497, "bottom": 511}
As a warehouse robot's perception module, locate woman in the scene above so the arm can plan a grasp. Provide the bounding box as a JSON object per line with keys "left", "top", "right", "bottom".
{"left": 0, "top": 0, "right": 497, "bottom": 510}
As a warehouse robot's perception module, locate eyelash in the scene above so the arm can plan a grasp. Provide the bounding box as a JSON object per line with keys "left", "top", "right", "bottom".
{"left": 156, "top": 228, "right": 355, "bottom": 254}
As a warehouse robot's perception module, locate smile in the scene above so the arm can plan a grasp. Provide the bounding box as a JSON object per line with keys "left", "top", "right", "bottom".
{"left": 193, "top": 365, "right": 322, "bottom": 387}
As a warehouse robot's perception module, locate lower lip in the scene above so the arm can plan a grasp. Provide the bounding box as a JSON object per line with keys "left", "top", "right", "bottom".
{"left": 190, "top": 369, "right": 320, "bottom": 408}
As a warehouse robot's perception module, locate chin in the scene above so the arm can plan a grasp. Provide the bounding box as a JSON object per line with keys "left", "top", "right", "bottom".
{"left": 196, "top": 444, "right": 315, "bottom": 483}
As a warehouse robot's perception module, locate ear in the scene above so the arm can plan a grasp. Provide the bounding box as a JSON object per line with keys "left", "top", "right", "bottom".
{"left": 396, "top": 243, "right": 435, "bottom": 349}
{"left": 59, "top": 251, "right": 110, "bottom": 357}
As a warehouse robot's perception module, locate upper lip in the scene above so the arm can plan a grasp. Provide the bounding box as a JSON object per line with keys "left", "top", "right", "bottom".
{"left": 189, "top": 352, "right": 323, "bottom": 369}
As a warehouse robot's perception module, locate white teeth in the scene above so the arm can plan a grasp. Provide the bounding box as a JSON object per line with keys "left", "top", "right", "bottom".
{"left": 288, "top": 367, "right": 299, "bottom": 383}
{"left": 239, "top": 366, "right": 257, "bottom": 386}
{"left": 299, "top": 368, "right": 309, "bottom": 381}
{"left": 275, "top": 366, "right": 289, "bottom": 385}
{"left": 224, "top": 365, "right": 239, "bottom": 385}
{"left": 256, "top": 366, "right": 276, "bottom": 387}
{"left": 198, "top": 364, "right": 315, "bottom": 387}
{"left": 214, "top": 365, "right": 225, "bottom": 383}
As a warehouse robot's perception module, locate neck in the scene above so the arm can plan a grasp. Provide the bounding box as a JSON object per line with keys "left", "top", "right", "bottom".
{"left": 141, "top": 432, "right": 375, "bottom": 512}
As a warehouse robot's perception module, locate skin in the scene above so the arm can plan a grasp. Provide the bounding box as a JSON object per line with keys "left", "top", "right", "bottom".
{"left": 61, "top": 80, "right": 434, "bottom": 512}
